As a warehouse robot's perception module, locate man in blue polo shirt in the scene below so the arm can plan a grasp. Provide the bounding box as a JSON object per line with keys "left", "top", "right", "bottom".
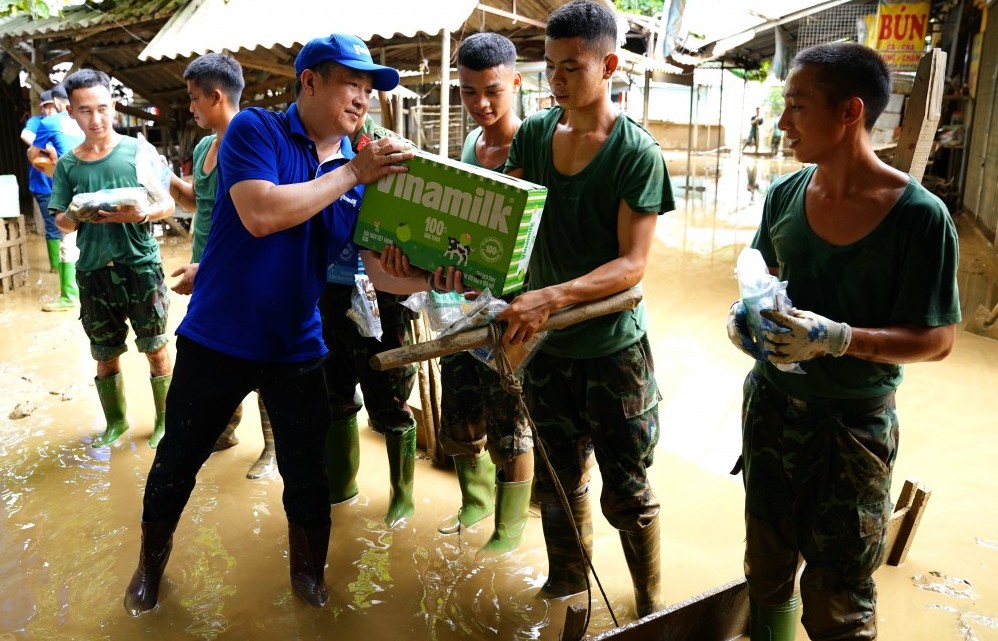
{"left": 124, "top": 33, "right": 418, "bottom": 615}
{"left": 20, "top": 89, "right": 57, "bottom": 269}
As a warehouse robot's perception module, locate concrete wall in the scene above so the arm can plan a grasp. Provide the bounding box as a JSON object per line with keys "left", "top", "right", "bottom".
{"left": 646, "top": 120, "right": 726, "bottom": 151}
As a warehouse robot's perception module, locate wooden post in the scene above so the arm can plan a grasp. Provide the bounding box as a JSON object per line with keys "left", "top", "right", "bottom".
{"left": 892, "top": 49, "right": 946, "bottom": 181}
{"left": 561, "top": 603, "right": 589, "bottom": 641}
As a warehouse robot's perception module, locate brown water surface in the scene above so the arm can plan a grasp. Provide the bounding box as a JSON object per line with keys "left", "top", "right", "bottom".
{"left": 1, "top": 154, "right": 996, "bottom": 640}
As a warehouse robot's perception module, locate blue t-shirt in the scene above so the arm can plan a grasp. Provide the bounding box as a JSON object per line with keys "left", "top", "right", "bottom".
{"left": 24, "top": 115, "right": 52, "bottom": 195}
{"left": 177, "top": 104, "right": 363, "bottom": 362}
{"left": 32, "top": 112, "right": 84, "bottom": 158}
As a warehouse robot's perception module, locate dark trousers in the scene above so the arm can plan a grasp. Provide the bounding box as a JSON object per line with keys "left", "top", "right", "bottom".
{"left": 142, "top": 335, "right": 332, "bottom": 527}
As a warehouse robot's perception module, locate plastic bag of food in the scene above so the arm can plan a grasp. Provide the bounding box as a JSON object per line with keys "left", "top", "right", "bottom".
{"left": 64, "top": 187, "right": 154, "bottom": 223}
{"left": 347, "top": 274, "right": 383, "bottom": 340}
{"left": 736, "top": 247, "right": 804, "bottom": 374}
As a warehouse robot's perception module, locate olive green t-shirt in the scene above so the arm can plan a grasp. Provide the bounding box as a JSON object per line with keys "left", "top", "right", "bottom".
{"left": 190, "top": 133, "right": 218, "bottom": 262}
{"left": 506, "top": 107, "right": 674, "bottom": 358}
{"left": 753, "top": 164, "right": 962, "bottom": 400}
{"left": 50, "top": 136, "right": 161, "bottom": 271}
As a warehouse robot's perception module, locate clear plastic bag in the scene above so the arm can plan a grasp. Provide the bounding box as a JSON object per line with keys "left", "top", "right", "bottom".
{"left": 135, "top": 133, "right": 171, "bottom": 204}
{"left": 65, "top": 187, "right": 154, "bottom": 223}
{"left": 347, "top": 274, "right": 383, "bottom": 340}
{"left": 736, "top": 247, "right": 804, "bottom": 374}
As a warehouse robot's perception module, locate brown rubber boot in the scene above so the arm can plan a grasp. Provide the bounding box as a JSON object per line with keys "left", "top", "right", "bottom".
{"left": 538, "top": 492, "right": 593, "bottom": 599}
{"left": 213, "top": 403, "right": 242, "bottom": 452}
{"left": 620, "top": 515, "right": 664, "bottom": 617}
{"left": 246, "top": 398, "right": 276, "bottom": 479}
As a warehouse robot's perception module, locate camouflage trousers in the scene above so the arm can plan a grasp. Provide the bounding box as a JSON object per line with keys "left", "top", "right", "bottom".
{"left": 77, "top": 263, "right": 169, "bottom": 362}
{"left": 740, "top": 371, "right": 898, "bottom": 640}
{"left": 439, "top": 351, "right": 533, "bottom": 463}
{"left": 524, "top": 335, "right": 661, "bottom": 531}
{"left": 318, "top": 283, "right": 416, "bottom": 435}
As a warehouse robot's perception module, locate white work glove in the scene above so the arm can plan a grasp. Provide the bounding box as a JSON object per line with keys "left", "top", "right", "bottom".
{"left": 726, "top": 300, "right": 762, "bottom": 359}
{"left": 760, "top": 308, "right": 852, "bottom": 364}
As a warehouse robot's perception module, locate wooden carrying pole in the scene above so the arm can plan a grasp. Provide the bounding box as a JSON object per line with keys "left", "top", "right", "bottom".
{"left": 892, "top": 48, "right": 946, "bottom": 181}
{"left": 370, "top": 288, "right": 644, "bottom": 371}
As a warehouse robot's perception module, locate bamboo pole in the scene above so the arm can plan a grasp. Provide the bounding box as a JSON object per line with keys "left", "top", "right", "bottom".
{"left": 370, "top": 288, "right": 643, "bottom": 371}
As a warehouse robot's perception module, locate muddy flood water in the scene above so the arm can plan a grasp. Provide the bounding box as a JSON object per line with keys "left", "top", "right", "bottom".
{"left": 2, "top": 154, "right": 997, "bottom": 640}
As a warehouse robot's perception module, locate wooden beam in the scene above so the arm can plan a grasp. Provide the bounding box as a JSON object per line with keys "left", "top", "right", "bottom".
{"left": 113, "top": 103, "right": 165, "bottom": 126}
{"left": 0, "top": 39, "right": 50, "bottom": 93}
{"left": 892, "top": 49, "right": 946, "bottom": 182}
{"left": 236, "top": 52, "right": 296, "bottom": 79}
{"left": 475, "top": 2, "right": 547, "bottom": 29}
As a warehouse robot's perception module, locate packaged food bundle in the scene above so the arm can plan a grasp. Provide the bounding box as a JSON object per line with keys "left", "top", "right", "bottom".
{"left": 65, "top": 187, "right": 154, "bottom": 223}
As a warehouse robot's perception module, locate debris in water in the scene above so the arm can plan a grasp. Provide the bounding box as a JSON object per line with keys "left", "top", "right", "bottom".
{"left": 912, "top": 572, "right": 977, "bottom": 599}
{"left": 975, "top": 537, "right": 998, "bottom": 551}
{"left": 8, "top": 400, "right": 37, "bottom": 420}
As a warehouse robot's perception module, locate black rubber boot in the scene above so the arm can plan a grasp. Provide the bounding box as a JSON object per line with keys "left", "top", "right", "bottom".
{"left": 288, "top": 522, "right": 330, "bottom": 608}
{"left": 123, "top": 516, "right": 181, "bottom": 616}
{"left": 620, "top": 515, "right": 664, "bottom": 617}
{"left": 538, "top": 492, "right": 593, "bottom": 598}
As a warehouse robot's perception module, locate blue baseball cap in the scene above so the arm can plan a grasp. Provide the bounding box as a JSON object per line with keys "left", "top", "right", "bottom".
{"left": 39, "top": 90, "right": 54, "bottom": 105}
{"left": 294, "top": 33, "right": 400, "bottom": 91}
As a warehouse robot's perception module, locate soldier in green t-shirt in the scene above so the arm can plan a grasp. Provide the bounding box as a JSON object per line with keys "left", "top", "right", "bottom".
{"left": 726, "top": 43, "right": 961, "bottom": 640}
{"left": 498, "top": 0, "right": 674, "bottom": 619}
{"left": 429, "top": 32, "right": 534, "bottom": 556}
{"left": 165, "top": 53, "right": 278, "bottom": 480}
{"left": 51, "top": 69, "right": 176, "bottom": 450}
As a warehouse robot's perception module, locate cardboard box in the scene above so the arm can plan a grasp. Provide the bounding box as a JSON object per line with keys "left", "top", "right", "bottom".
{"left": 354, "top": 150, "right": 546, "bottom": 295}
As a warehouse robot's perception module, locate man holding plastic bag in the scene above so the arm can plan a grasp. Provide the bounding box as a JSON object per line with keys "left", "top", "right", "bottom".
{"left": 51, "top": 69, "right": 175, "bottom": 450}
{"left": 725, "top": 43, "right": 960, "bottom": 640}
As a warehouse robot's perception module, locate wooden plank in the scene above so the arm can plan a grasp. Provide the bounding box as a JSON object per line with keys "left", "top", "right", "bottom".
{"left": 892, "top": 49, "right": 946, "bottom": 181}
{"left": 561, "top": 603, "right": 589, "bottom": 641}
{"left": 589, "top": 578, "right": 749, "bottom": 641}
{"left": 887, "top": 487, "right": 931, "bottom": 566}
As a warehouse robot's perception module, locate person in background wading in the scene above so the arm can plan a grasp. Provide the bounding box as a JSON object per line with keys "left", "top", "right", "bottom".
{"left": 726, "top": 43, "right": 960, "bottom": 640}
{"left": 166, "top": 52, "right": 277, "bottom": 479}
{"left": 21, "top": 89, "right": 58, "bottom": 271}
{"left": 498, "top": 0, "right": 674, "bottom": 618}
{"left": 28, "top": 84, "right": 86, "bottom": 313}
{"left": 433, "top": 32, "right": 534, "bottom": 556}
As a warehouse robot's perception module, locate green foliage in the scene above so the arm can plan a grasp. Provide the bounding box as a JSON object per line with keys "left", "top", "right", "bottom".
{"left": 614, "top": 0, "right": 662, "bottom": 17}
{"left": 0, "top": 0, "right": 56, "bottom": 18}
{"left": 764, "top": 85, "right": 785, "bottom": 117}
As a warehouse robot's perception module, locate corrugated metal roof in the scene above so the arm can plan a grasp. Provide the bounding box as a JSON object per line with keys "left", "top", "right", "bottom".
{"left": 0, "top": 0, "right": 179, "bottom": 40}
{"left": 138, "top": 0, "right": 480, "bottom": 61}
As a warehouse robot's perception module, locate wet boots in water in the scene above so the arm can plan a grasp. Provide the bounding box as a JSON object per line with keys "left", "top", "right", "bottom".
{"left": 326, "top": 415, "right": 360, "bottom": 504}
{"left": 45, "top": 238, "right": 59, "bottom": 273}
{"left": 288, "top": 522, "right": 330, "bottom": 607}
{"left": 246, "top": 398, "right": 277, "bottom": 479}
{"left": 384, "top": 427, "right": 416, "bottom": 527}
{"left": 123, "top": 516, "right": 181, "bottom": 616}
{"left": 750, "top": 594, "right": 802, "bottom": 641}
{"left": 213, "top": 402, "right": 242, "bottom": 452}
{"left": 92, "top": 373, "right": 129, "bottom": 448}
{"left": 41, "top": 261, "right": 78, "bottom": 312}
{"left": 148, "top": 374, "right": 170, "bottom": 449}
{"left": 538, "top": 492, "right": 593, "bottom": 598}
{"left": 620, "top": 515, "right": 664, "bottom": 617}
{"left": 478, "top": 479, "right": 531, "bottom": 556}
{"left": 438, "top": 451, "right": 496, "bottom": 534}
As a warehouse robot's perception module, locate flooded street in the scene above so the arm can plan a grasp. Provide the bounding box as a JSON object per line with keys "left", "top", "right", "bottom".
{"left": 2, "top": 153, "right": 998, "bottom": 640}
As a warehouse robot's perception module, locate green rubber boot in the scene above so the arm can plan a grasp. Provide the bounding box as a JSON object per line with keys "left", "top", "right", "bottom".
{"left": 438, "top": 451, "right": 496, "bottom": 534}
{"left": 45, "top": 238, "right": 60, "bottom": 272}
{"left": 478, "top": 479, "right": 531, "bottom": 556}
{"left": 246, "top": 399, "right": 277, "bottom": 479}
{"left": 538, "top": 492, "right": 593, "bottom": 598}
{"left": 750, "top": 595, "right": 802, "bottom": 641}
{"left": 92, "top": 373, "right": 129, "bottom": 448}
{"left": 326, "top": 414, "right": 360, "bottom": 504}
{"left": 384, "top": 427, "right": 416, "bottom": 527}
{"left": 41, "top": 261, "right": 78, "bottom": 312}
{"left": 148, "top": 374, "right": 171, "bottom": 449}
{"left": 620, "top": 515, "right": 664, "bottom": 617}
